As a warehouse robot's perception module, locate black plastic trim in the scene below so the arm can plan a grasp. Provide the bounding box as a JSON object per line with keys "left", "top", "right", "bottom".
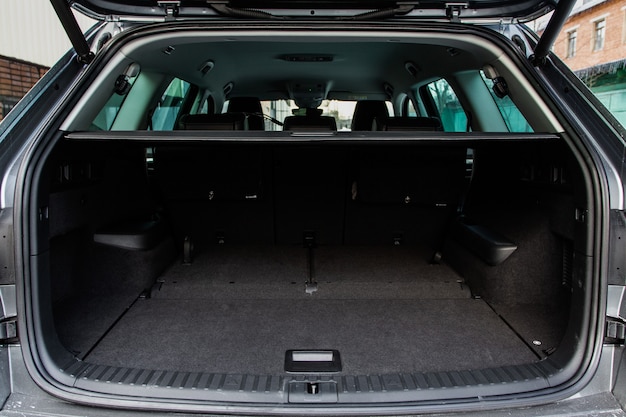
{"left": 452, "top": 217, "right": 518, "bottom": 266}
{"left": 285, "top": 350, "right": 342, "bottom": 373}
{"left": 60, "top": 358, "right": 552, "bottom": 405}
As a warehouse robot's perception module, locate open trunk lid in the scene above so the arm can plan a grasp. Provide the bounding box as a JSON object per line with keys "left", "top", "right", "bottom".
{"left": 55, "top": 0, "right": 577, "bottom": 69}
{"left": 69, "top": 0, "right": 559, "bottom": 21}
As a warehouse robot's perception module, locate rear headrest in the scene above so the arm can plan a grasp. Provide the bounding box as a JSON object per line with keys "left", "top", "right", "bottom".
{"left": 378, "top": 117, "right": 443, "bottom": 131}
{"left": 227, "top": 97, "right": 263, "bottom": 114}
{"left": 283, "top": 115, "right": 337, "bottom": 131}
{"left": 178, "top": 113, "right": 247, "bottom": 130}
{"left": 227, "top": 97, "right": 264, "bottom": 130}
{"left": 351, "top": 100, "right": 389, "bottom": 131}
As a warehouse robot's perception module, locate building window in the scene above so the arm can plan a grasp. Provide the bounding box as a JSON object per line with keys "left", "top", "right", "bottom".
{"left": 593, "top": 19, "right": 606, "bottom": 51}
{"left": 1, "top": 98, "right": 19, "bottom": 121}
{"left": 567, "top": 30, "right": 577, "bottom": 58}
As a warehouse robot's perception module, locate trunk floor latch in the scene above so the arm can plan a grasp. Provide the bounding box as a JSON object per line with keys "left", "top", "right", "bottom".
{"left": 288, "top": 380, "right": 338, "bottom": 403}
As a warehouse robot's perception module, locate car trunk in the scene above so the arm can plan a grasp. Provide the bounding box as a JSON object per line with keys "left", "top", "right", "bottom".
{"left": 33, "top": 133, "right": 584, "bottom": 402}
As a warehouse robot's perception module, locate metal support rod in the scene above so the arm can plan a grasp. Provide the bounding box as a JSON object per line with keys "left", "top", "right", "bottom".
{"left": 531, "top": 0, "right": 577, "bottom": 66}
{"left": 49, "top": 0, "right": 95, "bottom": 64}
{"left": 307, "top": 245, "right": 315, "bottom": 284}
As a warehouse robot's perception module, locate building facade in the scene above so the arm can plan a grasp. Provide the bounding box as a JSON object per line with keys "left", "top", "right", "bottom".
{"left": 552, "top": 0, "right": 626, "bottom": 125}
{"left": 555, "top": 0, "right": 626, "bottom": 71}
{"left": 0, "top": 1, "right": 94, "bottom": 121}
{"left": 0, "top": 1, "right": 96, "bottom": 68}
{"left": 0, "top": 56, "right": 48, "bottom": 121}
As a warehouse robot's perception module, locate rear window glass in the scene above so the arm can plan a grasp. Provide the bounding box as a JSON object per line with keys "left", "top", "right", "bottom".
{"left": 480, "top": 71, "right": 533, "bottom": 133}
{"left": 594, "top": 89, "right": 626, "bottom": 127}
{"left": 151, "top": 78, "right": 191, "bottom": 131}
{"left": 424, "top": 78, "right": 468, "bottom": 132}
{"left": 404, "top": 97, "right": 417, "bottom": 117}
{"left": 259, "top": 99, "right": 384, "bottom": 131}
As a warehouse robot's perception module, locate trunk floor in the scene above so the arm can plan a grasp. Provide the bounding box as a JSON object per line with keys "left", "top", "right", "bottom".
{"left": 54, "top": 245, "right": 470, "bottom": 358}
{"left": 85, "top": 297, "right": 538, "bottom": 375}
{"left": 62, "top": 246, "right": 545, "bottom": 375}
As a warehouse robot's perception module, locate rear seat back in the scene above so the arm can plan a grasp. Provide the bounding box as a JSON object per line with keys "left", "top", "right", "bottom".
{"left": 153, "top": 142, "right": 466, "bottom": 248}
{"left": 153, "top": 145, "right": 274, "bottom": 246}
{"left": 345, "top": 146, "right": 466, "bottom": 247}
{"left": 273, "top": 146, "right": 347, "bottom": 244}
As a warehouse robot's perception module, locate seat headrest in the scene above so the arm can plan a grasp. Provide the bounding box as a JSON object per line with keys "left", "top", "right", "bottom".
{"left": 226, "top": 98, "right": 265, "bottom": 130}
{"left": 178, "top": 113, "right": 247, "bottom": 130}
{"left": 227, "top": 97, "right": 263, "bottom": 114}
{"left": 351, "top": 100, "right": 389, "bottom": 131}
{"left": 378, "top": 117, "right": 443, "bottom": 131}
{"left": 283, "top": 115, "right": 337, "bottom": 131}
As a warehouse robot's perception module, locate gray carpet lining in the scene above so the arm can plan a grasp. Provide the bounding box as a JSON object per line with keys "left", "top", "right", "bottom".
{"left": 54, "top": 291, "right": 140, "bottom": 357}
{"left": 491, "top": 303, "right": 569, "bottom": 357}
{"left": 59, "top": 245, "right": 554, "bottom": 376}
{"left": 86, "top": 297, "right": 538, "bottom": 375}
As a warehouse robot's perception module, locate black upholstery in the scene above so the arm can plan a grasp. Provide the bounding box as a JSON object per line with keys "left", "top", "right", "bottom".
{"left": 153, "top": 145, "right": 274, "bottom": 246}
{"left": 344, "top": 146, "right": 466, "bottom": 246}
{"left": 273, "top": 147, "right": 347, "bottom": 244}
{"left": 227, "top": 97, "right": 265, "bottom": 130}
{"left": 378, "top": 116, "right": 443, "bottom": 131}
{"left": 351, "top": 100, "right": 389, "bottom": 131}
{"left": 152, "top": 142, "right": 467, "bottom": 248}
{"left": 178, "top": 113, "right": 248, "bottom": 130}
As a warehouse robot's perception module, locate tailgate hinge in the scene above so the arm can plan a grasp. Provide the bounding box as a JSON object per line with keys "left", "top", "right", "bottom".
{"left": 158, "top": 1, "right": 180, "bottom": 20}
{"left": 0, "top": 317, "right": 17, "bottom": 344}
{"left": 446, "top": 3, "right": 468, "bottom": 23}
{"left": 605, "top": 316, "right": 626, "bottom": 345}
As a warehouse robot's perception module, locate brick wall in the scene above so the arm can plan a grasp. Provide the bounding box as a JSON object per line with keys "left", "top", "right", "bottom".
{"left": 555, "top": 0, "right": 626, "bottom": 71}
{"left": 0, "top": 55, "right": 48, "bottom": 120}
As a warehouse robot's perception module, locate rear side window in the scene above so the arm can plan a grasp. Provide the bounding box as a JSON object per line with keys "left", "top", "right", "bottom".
{"left": 422, "top": 78, "right": 468, "bottom": 131}
{"left": 151, "top": 78, "right": 191, "bottom": 130}
{"left": 480, "top": 71, "right": 533, "bottom": 132}
{"left": 403, "top": 96, "right": 417, "bottom": 117}
{"left": 594, "top": 89, "right": 626, "bottom": 127}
